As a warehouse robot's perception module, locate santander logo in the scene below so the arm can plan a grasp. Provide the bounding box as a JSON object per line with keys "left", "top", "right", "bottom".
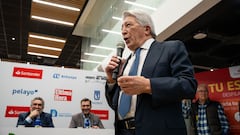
{"left": 12, "top": 67, "right": 43, "bottom": 79}
{"left": 5, "top": 106, "right": 30, "bottom": 117}
{"left": 91, "top": 110, "right": 109, "bottom": 120}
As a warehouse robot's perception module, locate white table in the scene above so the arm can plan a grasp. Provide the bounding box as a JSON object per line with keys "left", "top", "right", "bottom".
{"left": 0, "top": 127, "right": 114, "bottom": 135}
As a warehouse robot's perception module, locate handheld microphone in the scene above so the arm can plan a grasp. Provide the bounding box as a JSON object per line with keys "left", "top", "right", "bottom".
{"left": 112, "top": 42, "right": 125, "bottom": 80}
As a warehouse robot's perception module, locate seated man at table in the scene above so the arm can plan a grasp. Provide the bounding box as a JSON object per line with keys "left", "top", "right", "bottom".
{"left": 16, "top": 97, "right": 54, "bottom": 127}
{"left": 69, "top": 98, "right": 104, "bottom": 128}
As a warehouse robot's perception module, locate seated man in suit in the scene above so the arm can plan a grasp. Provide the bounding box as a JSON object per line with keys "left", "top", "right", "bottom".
{"left": 69, "top": 98, "right": 104, "bottom": 128}
{"left": 16, "top": 97, "right": 54, "bottom": 127}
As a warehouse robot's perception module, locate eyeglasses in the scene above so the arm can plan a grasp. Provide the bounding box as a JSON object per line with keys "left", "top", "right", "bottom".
{"left": 197, "top": 90, "right": 208, "bottom": 93}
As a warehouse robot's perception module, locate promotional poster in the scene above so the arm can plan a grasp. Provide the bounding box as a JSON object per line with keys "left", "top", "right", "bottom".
{"left": 195, "top": 66, "right": 240, "bottom": 135}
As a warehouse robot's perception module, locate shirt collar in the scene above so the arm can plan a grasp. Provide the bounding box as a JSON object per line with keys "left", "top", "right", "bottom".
{"left": 141, "top": 38, "right": 154, "bottom": 50}
{"left": 131, "top": 38, "right": 154, "bottom": 55}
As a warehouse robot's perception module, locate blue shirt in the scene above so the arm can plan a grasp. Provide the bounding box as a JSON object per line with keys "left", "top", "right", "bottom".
{"left": 182, "top": 102, "right": 230, "bottom": 135}
{"left": 196, "top": 104, "right": 229, "bottom": 135}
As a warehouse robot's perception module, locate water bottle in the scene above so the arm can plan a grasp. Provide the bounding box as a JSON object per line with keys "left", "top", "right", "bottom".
{"left": 34, "top": 116, "right": 42, "bottom": 128}
{"left": 83, "top": 118, "right": 90, "bottom": 128}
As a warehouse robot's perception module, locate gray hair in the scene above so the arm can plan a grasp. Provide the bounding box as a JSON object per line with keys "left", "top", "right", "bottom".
{"left": 123, "top": 9, "right": 156, "bottom": 38}
{"left": 31, "top": 97, "right": 45, "bottom": 108}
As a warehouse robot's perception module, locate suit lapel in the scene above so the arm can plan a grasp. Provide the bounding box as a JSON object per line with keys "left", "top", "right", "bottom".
{"left": 141, "top": 41, "right": 161, "bottom": 77}
{"left": 137, "top": 41, "right": 162, "bottom": 106}
{"left": 120, "top": 55, "right": 131, "bottom": 76}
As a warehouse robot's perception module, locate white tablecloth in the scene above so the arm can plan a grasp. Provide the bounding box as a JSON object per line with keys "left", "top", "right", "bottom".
{"left": 0, "top": 127, "right": 114, "bottom": 135}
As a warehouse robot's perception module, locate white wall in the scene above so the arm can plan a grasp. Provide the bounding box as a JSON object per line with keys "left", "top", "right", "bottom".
{"left": 0, "top": 61, "right": 114, "bottom": 128}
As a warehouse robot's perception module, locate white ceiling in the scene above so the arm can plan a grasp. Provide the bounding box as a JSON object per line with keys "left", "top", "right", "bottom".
{"left": 72, "top": 0, "right": 220, "bottom": 71}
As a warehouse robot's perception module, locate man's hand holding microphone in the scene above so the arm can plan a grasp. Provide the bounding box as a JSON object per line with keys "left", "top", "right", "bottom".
{"left": 105, "top": 41, "right": 151, "bottom": 95}
{"left": 105, "top": 42, "right": 125, "bottom": 83}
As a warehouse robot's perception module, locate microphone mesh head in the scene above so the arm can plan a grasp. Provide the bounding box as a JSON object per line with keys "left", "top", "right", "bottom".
{"left": 116, "top": 41, "right": 125, "bottom": 49}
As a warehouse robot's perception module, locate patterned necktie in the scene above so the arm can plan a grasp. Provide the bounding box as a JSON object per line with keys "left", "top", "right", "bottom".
{"left": 119, "top": 48, "right": 141, "bottom": 118}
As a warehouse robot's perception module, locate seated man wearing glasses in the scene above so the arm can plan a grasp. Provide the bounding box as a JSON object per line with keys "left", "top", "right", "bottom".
{"left": 16, "top": 97, "right": 54, "bottom": 127}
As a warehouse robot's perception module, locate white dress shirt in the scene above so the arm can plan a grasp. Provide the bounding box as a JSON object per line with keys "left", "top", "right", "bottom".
{"left": 118, "top": 38, "right": 154, "bottom": 119}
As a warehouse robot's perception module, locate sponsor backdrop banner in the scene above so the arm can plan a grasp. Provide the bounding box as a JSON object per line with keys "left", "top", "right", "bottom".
{"left": 195, "top": 66, "right": 240, "bottom": 135}
{"left": 0, "top": 61, "right": 114, "bottom": 128}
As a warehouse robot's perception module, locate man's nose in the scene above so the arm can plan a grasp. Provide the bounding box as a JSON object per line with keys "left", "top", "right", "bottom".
{"left": 121, "top": 27, "right": 127, "bottom": 35}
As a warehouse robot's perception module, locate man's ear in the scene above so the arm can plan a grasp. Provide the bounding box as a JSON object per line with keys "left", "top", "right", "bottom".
{"left": 144, "top": 26, "right": 151, "bottom": 35}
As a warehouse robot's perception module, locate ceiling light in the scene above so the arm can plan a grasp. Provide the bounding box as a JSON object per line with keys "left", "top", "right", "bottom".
{"left": 84, "top": 53, "right": 108, "bottom": 58}
{"left": 37, "top": 56, "right": 42, "bottom": 59}
{"left": 193, "top": 32, "right": 207, "bottom": 39}
{"left": 90, "top": 45, "right": 115, "bottom": 51}
{"left": 112, "top": 16, "right": 122, "bottom": 21}
{"left": 102, "top": 29, "right": 121, "bottom": 35}
{"left": 28, "top": 52, "right": 59, "bottom": 58}
{"left": 29, "top": 34, "right": 66, "bottom": 43}
{"left": 28, "top": 44, "right": 62, "bottom": 51}
{"left": 31, "top": 15, "right": 74, "bottom": 26}
{"left": 80, "top": 59, "right": 101, "bottom": 64}
{"left": 33, "top": 0, "right": 80, "bottom": 11}
{"left": 124, "top": 0, "right": 157, "bottom": 11}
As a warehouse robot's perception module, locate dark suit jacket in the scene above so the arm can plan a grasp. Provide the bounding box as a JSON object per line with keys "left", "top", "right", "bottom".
{"left": 69, "top": 112, "right": 104, "bottom": 128}
{"left": 105, "top": 40, "right": 197, "bottom": 135}
{"left": 16, "top": 112, "right": 54, "bottom": 127}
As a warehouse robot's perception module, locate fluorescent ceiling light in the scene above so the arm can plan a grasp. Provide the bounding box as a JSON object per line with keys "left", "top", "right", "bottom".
{"left": 84, "top": 53, "right": 108, "bottom": 58}
{"left": 112, "top": 16, "right": 122, "bottom": 21}
{"left": 28, "top": 52, "right": 59, "bottom": 58}
{"left": 193, "top": 32, "right": 207, "bottom": 39}
{"left": 28, "top": 44, "right": 62, "bottom": 51}
{"left": 29, "top": 34, "right": 66, "bottom": 43}
{"left": 31, "top": 15, "right": 74, "bottom": 26}
{"left": 33, "top": 0, "right": 80, "bottom": 11}
{"left": 102, "top": 29, "right": 121, "bottom": 35}
{"left": 80, "top": 59, "right": 101, "bottom": 64}
{"left": 90, "top": 45, "right": 115, "bottom": 51}
{"left": 124, "top": 0, "right": 157, "bottom": 11}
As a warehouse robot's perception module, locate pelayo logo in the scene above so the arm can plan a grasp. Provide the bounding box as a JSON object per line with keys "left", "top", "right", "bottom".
{"left": 12, "top": 88, "right": 38, "bottom": 96}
